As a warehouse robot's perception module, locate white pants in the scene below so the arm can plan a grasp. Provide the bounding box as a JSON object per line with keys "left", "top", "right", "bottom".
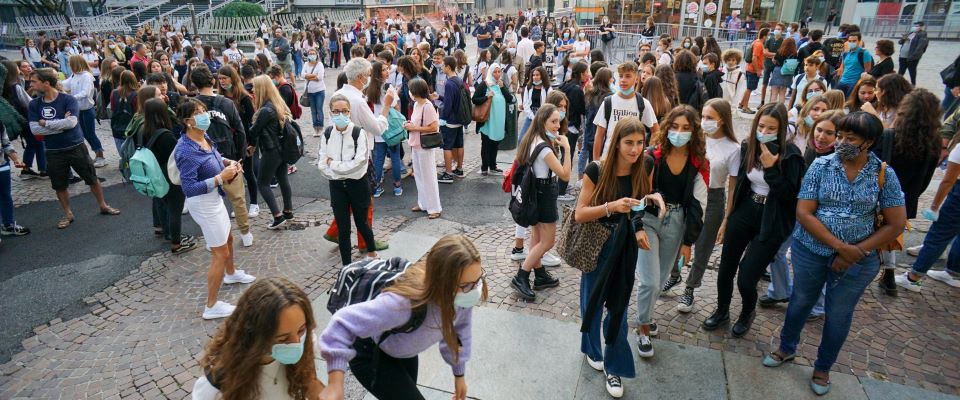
{"left": 412, "top": 148, "right": 442, "bottom": 214}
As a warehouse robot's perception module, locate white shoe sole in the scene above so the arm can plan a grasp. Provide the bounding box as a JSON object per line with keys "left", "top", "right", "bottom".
{"left": 606, "top": 385, "right": 624, "bottom": 398}
{"left": 677, "top": 303, "right": 693, "bottom": 313}
{"left": 637, "top": 347, "right": 654, "bottom": 358}
{"left": 586, "top": 357, "right": 604, "bottom": 371}
{"left": 895, "top": 276, "right": 923, "bottom": 292}
{"left": 224, "top": 275, "right": 256, "bottom": 284}
{"left": 928, "top": 271, "right": 960, "bottom": 288}
{"left": 202, "top": 310, "right": 233, "bottom": 320}
{"left": 510, "top": 254, "right": 527, "bottom": 261}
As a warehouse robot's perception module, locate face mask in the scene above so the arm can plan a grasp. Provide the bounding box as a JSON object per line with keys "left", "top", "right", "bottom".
{"left": 818, "top": 56, "right": 825, "bottom": 63}
{"left": 838, "top": 32, "right": 847, "bottom": 39}
{"left": 578, "top": 33, "right": 585, "bottom": 38}
{"left": 683, "top": 42, "right": 691, "bottom": 48}
{"left": 835, "top": 141, "right": 863, "bottom": 161}
{"left": 803, "top": 115, "right": 815, "bottom": 127}
{"left": 814, "top": 139, "right": 834, "bottom": 152}
{"left": 787, "top": 28, "right": 793, "bottom": 33}
{"left": 773, "top": 30, "right": 782, "bottom": 37}
{"left": 610, "top": 83, "right": 617, "bottom": 92}
{"left": 563, "top": 33, "right": 570, "bottom": 39}
{"left": 620, "top": 87, "right": 635, "bottom": 96}
{"left": 701, "top": 120, "right": 719, "bottom": 135}
{"left": 193, "top": 112, "right": 211, "bottom": 131}
{"left": 911, "top": 26, "right": 919, "bottom": 32}
{"left": 756, "top": 130, "right": 778, "bottom": 143}
{"left": 83, "top": 47, "right": 92, "bottom": 52}
{"left": 533, "top": 79, "right": 542, "bottom": 86}
{"left": 222, "top": 83, "right": 232, "bottom": 91}
{"left": 108, "top": 44, "right": 116, "bottom": 49}
{"left": 309, "top": 54, "right": 318, "bottom": 61}
{"left": 668, "top": 130, "right": 692, "bottom": 147}
{"left": 848, "top": 42, "right": 858, "bottom": 50}
{"left": 806, "top": 91, "right": 821, "bottom": 100}
{"left": 196, "top": 41, "right": 202, "bottom": 46}
{"left": 454, "top": 280, "right": 483, "bottom": 308}
{"left": 559, "top": 110, "right": 566, "bottom": 119}
{"left": 271, "top": 333, "right": 306, "bottom": 365}
{"left": 332, "top": 113, "right": 350, "bottom": 129}
{"left": 545, "top": 130, "right": 557, "bottom": 141}
{"left": 72, "top": 40, "right": 79, "bottom": 46}
{"left": 272, "top": 79, "right": 279, "bottom": 86}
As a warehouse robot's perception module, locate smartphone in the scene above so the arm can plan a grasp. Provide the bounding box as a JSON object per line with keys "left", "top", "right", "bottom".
{"left": 676, "top": 255, "right": 685, "bottom": 272}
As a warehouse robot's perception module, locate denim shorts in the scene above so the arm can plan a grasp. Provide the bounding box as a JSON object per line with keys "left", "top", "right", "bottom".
{"left": 440, "top": 125, "right": 464, "bottom": 150}
{"left": 746, "top": 71, "right": 760, "bottom": 91}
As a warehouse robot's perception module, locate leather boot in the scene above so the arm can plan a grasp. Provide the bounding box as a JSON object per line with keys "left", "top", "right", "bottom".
{"left": 511, "top": 268, "right": 536, "bottom": 300}
{"left": 878, "top": 269, "right": 898, "bottom": 297}
{"left": 533, "top": 267, "right": 560, "bottom": 290}
{"left": 702, "top": 305, "right": 730, "bottom": 331}
{"left": 732, "top": 310, "right": 756, "bottom": 338}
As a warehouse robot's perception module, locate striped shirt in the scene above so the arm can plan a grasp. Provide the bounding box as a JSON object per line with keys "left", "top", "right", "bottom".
{"left": 174, "top": 134, "right": 225, "bottom": 198}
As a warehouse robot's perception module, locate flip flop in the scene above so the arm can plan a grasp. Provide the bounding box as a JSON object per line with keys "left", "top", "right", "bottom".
{"left": 100, "top": 206, "right": 121, "bottom": 215}
{"left": 57, "top": 215, "right": 74, "bottom": 229}
{"left": 428, "top": 213, "right": 441, "bottom": 219}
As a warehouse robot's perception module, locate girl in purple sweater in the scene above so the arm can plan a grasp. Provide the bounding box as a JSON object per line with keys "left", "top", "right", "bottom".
{"left": 319, "top": 235, "right": 487, "bottom": 400}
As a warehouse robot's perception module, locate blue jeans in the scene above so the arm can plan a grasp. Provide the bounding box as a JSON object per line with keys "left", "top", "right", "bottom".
{"left": 22, "top": 133, "right": 46, "bottom": 171}
{"left": 636, "top": 209, "right": 686, "bottom": 325}
{"left": 293, "top": 52, "right": 303, "bottom": 76}
{"left": 308, "top": 91, "right": 326, "bottom": 128}
{"left": 944, "top": 86, "right": 958, "bottom": 117}
{"left": 113, "top": 137, "right": 125, "bottom": 154}
{"left": 912, "top": 183, "right": 960, "bottom": 275}
{"left": 518, "top": 116, "right": 533, "bottom": 144}
{"left": 779, "top": 241, "right": 880, "bottom": 372}
{"left": 79, "top": 108, "right": 102, "bottom": 153}
{"left": 580, "top": 233, "right": 636, "bottom": 378}
{"left": 0, "top": 166, "right": 13, "bottom": 225}
{"left": 766, "top": 237, "right": 825, "bottom": 315}
{"left": 836, "top": 81, "right": 855, "bottom": 98}
{"left": 372, "top": 142, "right": 403, "bottom": 189}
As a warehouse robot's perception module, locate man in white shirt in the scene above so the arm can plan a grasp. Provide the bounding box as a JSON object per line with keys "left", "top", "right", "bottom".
{"left": 593, "top": 62, "right": 660, "bottom": 159}
{"left": 515, "top": 26, "right": 535, "bottom": 90}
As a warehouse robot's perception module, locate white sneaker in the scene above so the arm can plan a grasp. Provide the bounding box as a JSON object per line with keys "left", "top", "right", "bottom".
{"left": 557, "top": 193, "right": 576, "bottom": 202}
{"left": 248, "top": 204, "right": 260, "bottom": 218}
{"left": 93, "top": 157, "right": 107, "bottom": 168}
{"left": 927, "top": 270, "right": 960, "bottom": 288}
{"left": 230, "top": 210, "right": 235, "bottom": 218}
{"left": 240, "top": 232, "right": 254, "bottom": 247}
{"left": 586, "top": 356, "right": 604, "bottom": 371}
{"left": 510, "top": 247, "right": 528, "bottom": 261}
{"left": 182, "top": 208, "right": 189, "bottom": 215}
{"left": 894, "top": 272, "right": 923, "bottom": 292}
{"left": 906, "top": 244, "right": 948, "bottom": 260}
{"left": 541, "top": 252, "right": 562, "bottom": 267}
{"left": 224, "top": 270, "right": 256, "bottom": 284}
{"left": 202, "top": 301, "right": 236, "bottom": 319}
{"left": 605, "top": 373, "right": 624, "bottom": 398}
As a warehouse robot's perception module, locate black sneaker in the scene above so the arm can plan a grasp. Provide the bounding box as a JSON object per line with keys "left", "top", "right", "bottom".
{"left": 760, "top": 271, "right": 772, "bottom": 282}
{"left": 68, "top": 176, "right": 83, "bottom": 184}
{"left": 452, "top": 169, "right": 465, "bottom": 177}
{"left": 677, "top": 287, "right": 694, "bottom": 313}
{"left": 19, "top": 169, "right": 38, "bottom": 180}
{"left": 283, "top": 211, "right": 295, "bottom": 221}
{"left": 758, "top": 295, "right": 789, "bottom": 307}
{"left": 438, "top": 172, "right": 455, "bottom": 184}
{"left": 661, "top": 275, "right": 682, "bottom": 293}
{"left": 0, "top": 223, "right": 30, "bottom": 236}
{"left": 637, "top": 335, "right": 654, "bottom": 358}
{"left": 648, "top": 322, "right": 659, "bottom": 337}
{"left": 267, "top": 216, "right": 287, "bottom": 230}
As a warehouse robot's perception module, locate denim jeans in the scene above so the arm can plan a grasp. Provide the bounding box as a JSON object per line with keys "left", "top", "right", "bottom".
{"left": 518, "top": 116, "right": 533, "bottom": 144}
{"left": 113, "top": 137, "right": 125, "bottom": 154}
{"left": 78, "top": 108, "right": 102, "bottom": 153}
{"left": 22, "top": 133, "right": 46, "bottom": 171}
{"left": 836, "top": 81, "right": 855, "bottom": 98}
{"left": 0, "top": 167, "right": 14, "bottom": 226}
{"left": 765, "top": 236, "right": 825, "bottom": 315}
{"left": 912, "top": 183, "right": 960, "bottom": 275}
{"left": 779, "top": 241, "right": 880, "bottom": 372}
{"left": 636, "top": 208, "right": 686, "bottom": 325}
{"left": 293, "top": 52, "right": 303, "bottom": 76}
{"left": 944, "top": 86, "right": 959, "bottom": 120}
{"left": 308, "top": 91, "right": 326, "bottom": 128}
{"left": 682, "top": 188, "right": 724, "bottom": 288}
{"left": 373, "top": 142, "right": 403, "bottom": 189}
{"left": 581, "top": 232, "right": 636, "bottom": 378}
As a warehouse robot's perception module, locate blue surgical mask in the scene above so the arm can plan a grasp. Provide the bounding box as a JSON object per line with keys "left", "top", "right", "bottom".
{"left": 559, "top": 111, "right": 566, "bottom": 119}
{"left": 848, "top": 42, "right": 858, "bottom": 50}
{"left": 609, "top": 83, "right": 617, "bottom": 92}
{"left": 454, "top": 280, "right": 483, "bottom": 308}
{"left": 620, "top": 87, "right": 635, "bottom": 96}
{"left": 806, "top": 91, "right": 821, "bottom": 101}
{"left": 332, "top": 113, "right": 350, "bottom": 129}
{"left": 271, "top": 333, "right": 306, "bottom": 365}
{"left": 668, "top": 130, "right": 692, "bottom": 147}
{"left": 911, "top": 26, "right": 919, "bottom": 32}
{"left": 272, "top": 79, "right": 279, "bottom": 86}
{"left": 308, "top": 55, "right": 318, "bottom": 61}
{"left": 193, "top": 112, "right": 211, "bottom": 131}
{"left": 803, "top": 115, "right": 815, "bottom": 127}
{"left": 756, "top": 130, "right": 778, "bottom": 143}
{"left": 545, "top": 130, "right": 557, "bottom": 141}
{"left": 773, "top": 30, "right": 782, "bottom": 37}
{"left": 533, "top": 79, "right": 542, "bottom": 86}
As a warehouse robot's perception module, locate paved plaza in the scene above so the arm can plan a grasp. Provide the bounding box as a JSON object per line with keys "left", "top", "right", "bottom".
{"left": 0, "top": 36, "right": 958, "bottom": 399}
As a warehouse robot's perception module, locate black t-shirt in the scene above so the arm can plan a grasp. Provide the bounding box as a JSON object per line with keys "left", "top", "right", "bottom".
{"left": 645, "top": 154, "right": 691, "bottom": 205}
{"left": 797, "top": 41, "right": 822, "bottom": 63}
{"left": 584, "top": 162, "right": 634, "bottom": 223}
{"left": 870, "top": 57, "right": 895, "bottom": 79}
{"left": 822, "top": 38, "right": 845, "bottom": 68}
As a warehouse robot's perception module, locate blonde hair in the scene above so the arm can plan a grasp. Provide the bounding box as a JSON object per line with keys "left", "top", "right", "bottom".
{"left": 251, "top": 75, "right": 291, "bottom": 124}
{"left": 68, "top": 55, "right": 91, "bottom": 74}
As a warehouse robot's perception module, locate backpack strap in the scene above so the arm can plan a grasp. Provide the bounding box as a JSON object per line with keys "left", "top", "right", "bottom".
{"left": 602, "top": 96, "right": 612, "bottom": 125}
{"left": 144, "top": 128, "right": 169, "bottom": 150}
{"left": 634, "top": 93, "right": 645, "bottom": 118}
{"left": 351, "top": 126, "right": 362, "bottom": 155}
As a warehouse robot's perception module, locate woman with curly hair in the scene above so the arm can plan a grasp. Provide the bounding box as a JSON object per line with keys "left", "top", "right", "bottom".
{"left": 192, "top": 277, "right": 323, "bottom": 400}
{"left": 873, "top": 88, "right": 943, "bottom": 295}
{"left": 863, "top": 73, "right": 912, "bottom": 128}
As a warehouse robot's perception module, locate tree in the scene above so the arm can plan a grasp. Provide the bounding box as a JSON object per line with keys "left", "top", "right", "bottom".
{"left": 213, "top": 2, "right": 266, "bottom": 18}
{"left": 14, "top": 0, "right": 70, "bottom": 24}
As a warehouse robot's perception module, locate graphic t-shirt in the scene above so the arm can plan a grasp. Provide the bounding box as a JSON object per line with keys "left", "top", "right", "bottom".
{"left": 28, "top": 92, "right": 84, "bottom": 151}
{"left": 592, "top": 94, "right": 658, "bottom": 157}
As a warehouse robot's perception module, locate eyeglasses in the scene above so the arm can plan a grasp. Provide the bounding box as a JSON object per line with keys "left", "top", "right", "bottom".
{"left": 458, "top": 267, "right": 485, "bottom": 293}
{"left": 330, "top": 111, "right": 349, "bottom": 116}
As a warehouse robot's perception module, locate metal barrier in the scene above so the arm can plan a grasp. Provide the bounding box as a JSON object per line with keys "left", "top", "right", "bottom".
{"left": 573, "top": 30, "right": 752, "bottom": 66}
{"left": 860, "top": 16, "right": 960, "bottom": 40}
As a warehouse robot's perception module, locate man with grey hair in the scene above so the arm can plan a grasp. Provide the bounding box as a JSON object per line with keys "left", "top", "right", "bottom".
{"left": 272, "top": 28, "right": 296, "bottom": 84}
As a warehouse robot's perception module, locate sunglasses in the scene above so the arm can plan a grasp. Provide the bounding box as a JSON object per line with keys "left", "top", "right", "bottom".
{"left": 458, "top": 267, "right": 485, "bottom": 293}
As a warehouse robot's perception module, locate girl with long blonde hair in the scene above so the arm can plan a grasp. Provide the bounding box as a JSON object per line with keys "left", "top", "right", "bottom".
{"left": 249, "top": 75, "right": 293, "bottom": 230}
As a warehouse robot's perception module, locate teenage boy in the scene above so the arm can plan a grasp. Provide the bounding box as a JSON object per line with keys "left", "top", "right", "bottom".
{"left": 836, "top": 31, "right": 873, "bottom": 97}
{"left": 789, "top": 56, "right": 824, "bottom": 108}
{"left": 438, "top": 57, "right": 465, "bottom": 184}
{"left": 27, "top": 68, "right": 120, "bottom": 229}
{"left": 740, "top": 28, "right": 769, "bottom": 114}
{"left": 721, "top": 48, "right": 746, "bottom": 107}
{"left": 797, "top": 29, "right": 824, "bottom": 64}
{"left": 592, "top": 61, "right": 659, "bottom": 160}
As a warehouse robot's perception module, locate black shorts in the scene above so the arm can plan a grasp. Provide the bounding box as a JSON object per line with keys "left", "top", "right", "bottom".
{"left": 534, "top": 178, "right": 559, "bottom": 224}
{"left": 762, "top": 65, "right": 774, "bottom": 85}
{"left": 746, "top": 71, "right": 760, "bottom": 91}
{"left": 46, "top": 143, "right": 98, "bottom": 191}
{"left": 440, "top": 125, "right": 464, "bottom": 150}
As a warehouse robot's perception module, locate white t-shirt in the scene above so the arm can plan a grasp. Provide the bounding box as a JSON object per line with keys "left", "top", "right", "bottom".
{"left": 571, "top": 40, "right": 590, "bottom": 62}
{"left": 949, "top": 143, "right": 960, "bottom": 167}
{"left": 592, "top": 94, "right": 658, "bottom": 157}
{"left": 705, "top": 136, "right": 741, "bottom": 189}
{"left": 530, "top": 138, "right": 555, "bottom": 178}
{"left": 304, "top": 61, "right": 326, "bottom": 94}
{"left": 191, "top": 361, "right": 293, "bottom": 400}
{"left": 82, "top": 52, "right": 100, "bottom": 77}
{"left": 747, "top": 167, "right": 769, "bottom": 196}
{"left": 223, "top": 48, "right": 244, "bottom": 62}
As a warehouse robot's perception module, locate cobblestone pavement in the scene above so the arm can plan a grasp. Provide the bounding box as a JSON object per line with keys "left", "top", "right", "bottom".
{"left": 1, "top": 37, "right": 958, "bottom": 399}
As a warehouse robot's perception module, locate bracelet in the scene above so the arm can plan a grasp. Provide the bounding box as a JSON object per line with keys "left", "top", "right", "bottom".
{"left": 215, "top": 175, "right": 223, "bottom": 187}
{"left": 603, "top": 202, "right": 610, "bottom": 217}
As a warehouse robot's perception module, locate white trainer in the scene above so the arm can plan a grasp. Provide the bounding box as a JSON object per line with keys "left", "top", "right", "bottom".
{"left": 605, "top": 374, "right": 624, "bottom": 398}
{"left": 224, "top": 270, "right": 256, "bottom": 284}
{"left": 240, "top": 232, "right": 254, "bottom": 247}
{"left": 542, "top": 252, "right": 562, "bottom": 267}
{"left": 894, "top": 272, "right": 923, "bottom": 292}
{"left": 202, "top": 301, "right": 236, "bottom": 320}
{"left": 906, "top": 244, "right": 948, "bottom": 260}
{"left": 586, "top": 357, "right": 604, "bottom": 372}
{"left": 927, "top": 270, "right": 960, "bottom": 288}
{"left": 248, "top": 204, "right": 260, "bottom": 218}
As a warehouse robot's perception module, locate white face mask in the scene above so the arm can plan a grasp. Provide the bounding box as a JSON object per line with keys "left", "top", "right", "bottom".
{"left": 702, "top": 119, "right": 719, "bottom": 135}
{"left": 454, "top": 280, "right": 483, "bottom": 308}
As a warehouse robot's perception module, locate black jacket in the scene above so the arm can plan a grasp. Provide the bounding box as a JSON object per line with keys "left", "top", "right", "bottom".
{"left": 676, "top": 71, "right": 698, "bottom": 106}
{"left": 730, "top": 142, "right": 806, "bottom": 243}
{"left": 249, "top": 100, "right": 281, "bottom": 151}
{"left": 580, "top": 214, "right": 636, "bottom": 344}
{"left": 703, "top": 69, "right": 723, "bottom": 100}
{"left": 559, "top": 79, "right": 585, "bottom": 132}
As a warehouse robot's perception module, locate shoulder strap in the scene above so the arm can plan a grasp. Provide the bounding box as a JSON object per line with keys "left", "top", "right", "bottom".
{"left": 144, "top": 128, "right": 169, "bottom": 149}
{"left": 878, "top": 161, "right": 886, "bottom": 197}
{"left": 351, "top": 126, "right": 362, "bottom": 154}
{"left": 323, "top": 126, "right": 333, "bottom": 141}
{"left": 603, "top": 96, "right": 612, "bottom": 123}
{"left": 634, "top": 93, "right": 645, "bottom": 116}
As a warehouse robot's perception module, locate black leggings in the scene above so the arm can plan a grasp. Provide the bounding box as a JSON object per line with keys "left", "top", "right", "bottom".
{"left": 257, "top": 148, "right": 292, "bottom": 216}
{"left": 480, "top": 133, "right": 500, "bottom": 172}
{"left": 157, "top": 186, "right": 186, "bottom": 245}
{"left": 330, "top": 178, "right": 375, "bottom": 265}
{"left": 349, "top": 338, "right": 424, "bottom": 400}
{"left": 716, "top": 199, "right": 788, "bottom": 317}
{"left": 243, "top": 151, "right": 259, "bottom": 204}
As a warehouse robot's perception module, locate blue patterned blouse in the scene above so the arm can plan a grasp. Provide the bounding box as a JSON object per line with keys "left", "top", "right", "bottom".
{"left": 174, "top": 134, "right": 224, "bottom": 198}
{"left": 793, "top": 153, "right": 905, "bottom": 257}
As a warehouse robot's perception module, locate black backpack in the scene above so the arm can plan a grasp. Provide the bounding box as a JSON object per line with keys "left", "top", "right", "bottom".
{"left": 199, "top": 96, "right": 239, "bottom": 160}
{"left": 110, "top": 90, "right": 135, "bottom": 138}
{"left": 323, "top": 125, "right": 362, "bottom": 155}
{"left": 602, "top": 93, "right": 646, "bottom": 127}
{"left": 279, "top": 118, "right": 304, "bottom": 164}
{"left": 451, "top": 76, "right": 472, "bottom": 125}
{"left": 687, "top": 78, "right": 709, "bottom": 110}
{"left": 509, "top": 142, "right": 552, "bottom": 228}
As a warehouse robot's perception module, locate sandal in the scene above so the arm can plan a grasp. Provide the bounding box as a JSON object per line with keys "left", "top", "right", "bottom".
{"left": 57, "top": 215, "right": 74, "bottom": 229}
{"left": 428, "top": 213, "right": 441, "bottom": 219}
{"left": 411, "top": 207, "right": 424, "bottom": 212}
{"left": 99, "top": 206, "right": 121, "bottom": 215}
{"left": 810, "top": 372, "right": 831, "bottom": 396}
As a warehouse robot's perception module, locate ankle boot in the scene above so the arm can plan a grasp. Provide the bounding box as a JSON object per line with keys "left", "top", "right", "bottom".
{"left": 732, "top": 310, "right": 756, "bottom": 338}
{"left": 533, "top": 267, "right": 560, "bottom": 290}
{"left": 878, "top": 269, "right": 898, "bottom": 297}
{"left": 702, "top": 305, "right": 730, "bottom": 331}
{"left": 511, "top": 268, "right": 536, "bottom": 300}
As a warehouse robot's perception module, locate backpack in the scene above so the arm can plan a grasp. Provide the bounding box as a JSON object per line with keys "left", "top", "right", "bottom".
{"left": 687, "top": 78, "right": 709, "bottom": 110}
{"left": 509, "top": 142, "right": 552, "bottom": 228}
{"left": 451, "top": 76, "right": 473, "bottom": 125}
{"left": 324, "top": 125, "right": 363, "bottom": 156}
{"left": 280, "top": 118, "right": 305, "bottom": 164}
{"left": 745, "top": 39, "right": 758, "bottom": 64}
{"left": 110, "top": 90, "right": 135, "bottom": 138}
{"left": 602, "top": 93, "right": 646, "bottom": 126}
{"left": 281, "top": 82, "right": 303, "bottom": 119}
{"left": 780, "top": 58, "right": 800, "bottom": 75}
{"left": 128, "top": 129, "right": 171, "bottom": 198}
{"left": 382, "top": 107, "right": 409, "bottom": 147}
{"left": 199, "top": 96, "right": 239, "bottom": 160}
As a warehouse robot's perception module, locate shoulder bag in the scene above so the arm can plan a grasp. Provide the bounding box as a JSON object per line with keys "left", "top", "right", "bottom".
{"left": 554, "top": 162, "right": 613, "bottom": 273}
{"left": 874, "top": 162, "right": 905, "bottom": 251}
{"left": 416, "top": 103, "right": 443, "bottom": 149}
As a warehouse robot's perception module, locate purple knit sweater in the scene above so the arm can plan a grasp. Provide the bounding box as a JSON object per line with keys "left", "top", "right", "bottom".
{"left": 319, "top": 292, "right": 473, "bottom": 376}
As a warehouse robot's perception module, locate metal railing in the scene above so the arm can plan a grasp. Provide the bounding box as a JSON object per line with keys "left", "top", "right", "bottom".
{"left": 859, "top": 16, "right": 960, "bottom": 40}
{"left": 577, "top": 30, "right": 752, "bottom": 66}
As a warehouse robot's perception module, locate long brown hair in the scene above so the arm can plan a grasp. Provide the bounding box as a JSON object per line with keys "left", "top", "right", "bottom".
{"left": 659, "top": 105, "right": 706, "bottom": 160}
{"left": 585, "top": 67, "right": 612, "bottom": 105}
{"left": 118, "top": 70, "right": 140, "bottom": 98}
{"left": 641, "top": 76, "right": 672, "bottom": 120}
{"left": 217, "top": 65, "right": 250, "bottom": 104}
{"left": 384, "top": 235, "right": 486, "bottom": 364}
{"left": 545, "top": 91, "right": 569, "bottom": 135}
{"left": 703, "top": 98, "right": 737, "bottom": 144}
{"left": 366, "top": 61, "right": 387, "bottom": 104}
{"left": 821, "top": 89, "right": 846, "bottom": 111}
{"left": 893, "top": 88, "right": 942, "bottom": 160}
{"left": 516, "top": 104, "right": 560, "bottom": 165}
{"left": 136, "top": 85, "right": 159, "bottom": 115}
{"left": 199, "top": 277, "right": 317, "bottom": 400}
{"left": 654, "top": 64, "right": 680, "bottom": 107}
{"left": 744, "top": 103, "right": 789, "bottom": 171}
{"left": 589, "top": 116, "right": 651, "bottom": 206}
{"left": 845, "top": 77, "right": 876, "bottom": 112}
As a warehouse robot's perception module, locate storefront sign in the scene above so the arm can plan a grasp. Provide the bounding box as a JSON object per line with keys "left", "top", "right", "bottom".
{"left": 704, "top": 19, "right": 713, "bottom": 27}
{"left": 704, "top": 2, "right": 717, "bottom": 15}
{"left": 729, "top": 0, "right": 743, "bottom": 8}
{"left": 686, "top": 1, "right": 699, "bottom": 14}
{"left": 760, "top": 0, "right": 774, "bottom": 8}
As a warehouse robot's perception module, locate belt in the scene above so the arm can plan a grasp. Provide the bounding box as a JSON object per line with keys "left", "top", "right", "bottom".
{"left": 535, "top": 177, "right": 557, "bottom": 184}
{"left": 664, "top": 203, "right": 682, "bottom": 210}
{"left": 751, "top": 192, "right": 767, "bottom": 204}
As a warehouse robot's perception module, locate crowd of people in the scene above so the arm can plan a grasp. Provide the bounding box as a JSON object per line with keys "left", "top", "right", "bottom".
{"left": 2, "top": 8, "right": 959, "bottom": 400}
